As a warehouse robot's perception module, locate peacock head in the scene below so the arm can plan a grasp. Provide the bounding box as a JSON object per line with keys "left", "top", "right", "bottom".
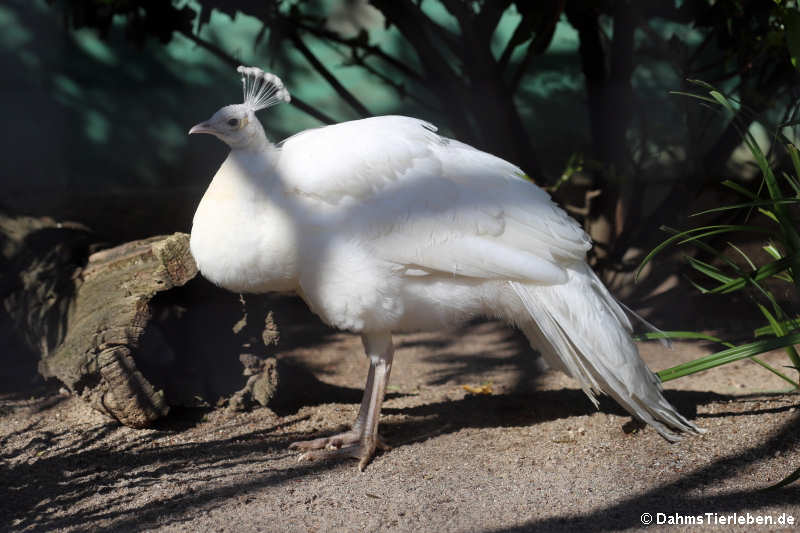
{"left": 189, "top": 66, "right": 291, "bottom": 149}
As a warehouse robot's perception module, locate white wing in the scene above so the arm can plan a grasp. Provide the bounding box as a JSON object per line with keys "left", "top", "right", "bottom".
{"left": 276, "top": 116, "right": 590, "bottom": 285}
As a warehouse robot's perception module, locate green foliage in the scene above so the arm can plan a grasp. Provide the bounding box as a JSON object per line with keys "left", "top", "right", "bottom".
{"left": 638, "top": 82, "right": 800, "bottom": 387}
{"left": 778, "top": 2, "right": 800, "bottom": 70}
{"left": 638, "top": 80, "right": 800, "bottom": 487}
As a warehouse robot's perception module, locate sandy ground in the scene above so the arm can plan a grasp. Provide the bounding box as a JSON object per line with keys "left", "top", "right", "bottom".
{"left": 2, "top": 296, "right": 800, "bottom": 532}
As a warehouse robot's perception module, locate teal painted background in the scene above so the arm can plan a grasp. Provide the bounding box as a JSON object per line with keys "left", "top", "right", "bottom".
{"left": 1, "top": 1, "right": 710, "bottom": 240}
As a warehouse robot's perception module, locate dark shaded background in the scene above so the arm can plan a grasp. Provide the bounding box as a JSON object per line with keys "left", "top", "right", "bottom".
{"left": 4, "top": 0, "right": 797, "bottom": 266}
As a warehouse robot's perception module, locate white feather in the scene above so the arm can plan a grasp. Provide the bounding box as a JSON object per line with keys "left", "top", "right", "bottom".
{"left": 191, "top": 112, "right": 703, "bottom": 441}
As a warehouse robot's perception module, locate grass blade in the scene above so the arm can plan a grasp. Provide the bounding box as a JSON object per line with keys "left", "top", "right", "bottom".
{"left": 686, "top": 256, "right": 734, "bottom": 284}
{"left": 657, "top": 333, "right": 800, "bottom": 382}
{"left": 709, "top": 254, "right": 797, "bottom": 294}
{"left": 721, "top": 179, "right": 758, "bottom": 199}
{"left": 755, "top": 318, "right": 800, "bottom": 337}
{"left": 788, "top": 144, "right": 800, "bottom": 185}
{"left": 728, "top": 242, "right": 756, "bottom": 271}
{"left": 634, "top": 331, "right": 731, "bottom": 346}
{"left": 668, "top": 90, "right": 718, "bottom": 104}
{"left": 709, "top": 90, "right": 737, "bottom": 113}
{"left": 691, "top": 199, "right": 800, "bottom": 216}
{"left": 749, "top": 357, "right": 800, "bottom": 388}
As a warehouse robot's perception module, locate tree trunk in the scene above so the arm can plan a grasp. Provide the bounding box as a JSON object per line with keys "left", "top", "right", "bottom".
{"left": 1, "top": 213, "right": 279, "bottom": 427}
{"left": 566, "top": 2, "right": 638, "bottom": 272}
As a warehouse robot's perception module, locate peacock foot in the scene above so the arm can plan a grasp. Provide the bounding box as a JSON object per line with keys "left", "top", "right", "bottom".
{"left": 290, "top": 431, "right": 391, "bottom": 471}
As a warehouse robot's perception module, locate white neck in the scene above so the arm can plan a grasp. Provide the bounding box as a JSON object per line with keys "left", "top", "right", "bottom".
{"left": 190, "top": 143, "right": 300, "bottom": 293}
{"left": 231, "top": 118, "right": 271, "bottom": 151}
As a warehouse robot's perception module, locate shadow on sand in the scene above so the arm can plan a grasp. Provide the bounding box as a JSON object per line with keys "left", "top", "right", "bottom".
{"left": 3, "top": 382, "right": 798, "bottom": 532}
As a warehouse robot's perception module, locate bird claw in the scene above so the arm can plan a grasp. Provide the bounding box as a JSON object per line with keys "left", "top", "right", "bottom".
{"left": 290, "top": 431, "right": 391, "bottom": 470}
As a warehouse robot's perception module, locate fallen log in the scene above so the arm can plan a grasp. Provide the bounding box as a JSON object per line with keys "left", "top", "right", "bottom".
{"left": 1, "top": 213, "right": 279, "bottom": 427}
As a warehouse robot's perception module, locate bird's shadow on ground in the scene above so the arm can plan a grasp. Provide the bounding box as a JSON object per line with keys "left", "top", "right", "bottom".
{"left": 0, "top": 417, "right": 340, "bottom": 532}
{"left": 2, "top": 393, "right": 798, "bottom": 533}
{"left": 4, "top": 292, "right": 799, "bottom": 532}
{"left": 262, "top": 303, "right": 794, "bottom": 451}
{"left": 4, "top": 303, "right": 799, "bottom": 532}
{"left": 490, "top": 412, "right": 800, "bottom": 532}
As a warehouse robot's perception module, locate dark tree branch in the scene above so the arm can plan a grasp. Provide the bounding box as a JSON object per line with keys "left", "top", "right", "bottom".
{"left": 475, "top": 0, "right": 514, "bottom": 43}
{"left": 640, "top": 0, "right": 695, "bottom": 23}
{"left": 370, "top": 0, "right": 476, "bottom": 139}
{"left": 565, "top": 1, "right": 642, "bottom": 267}
{"left": 610, "top": 5, "right": 636, "bottom": 84}
{"left": 438, "top": 0, "right": 474, "bottom": 40}
{"left": 498, "top": 14, "right": 532, "bottom": 71}
{"left": 287, "top": 98, "right": 337, "bottom": 126}
{"left": 565, "top": 4, "right": 608, "bottom": 164}
{"left": 329, "top": 45, "right": 438, "bottom": 112}
{"left": 379, "top": 0, "right": 541, "bottom": 176}
{"left": 179, "top": 28, "right": 336, "bottom": 125}
{"left": 507, "top": 1, "right": 564, "bottom": 90}
{"left": 289, "top": 19, "right": 424, "bottom": 81}
{"left": 288, "top": 30, "right": 372, "bottom": 118}
{"left": 687, "top": 30, "right": 714, "bottom": 66}
{"left": 394, "top": 0, "right": 465, "bottom": 57}
{"left": 509, "top": 40, "right": 536, "bottom": 91}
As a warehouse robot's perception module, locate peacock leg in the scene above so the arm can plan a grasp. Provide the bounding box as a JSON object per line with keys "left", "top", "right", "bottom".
{"left": 289, "top": 332, "right": 393, "bottom": 470}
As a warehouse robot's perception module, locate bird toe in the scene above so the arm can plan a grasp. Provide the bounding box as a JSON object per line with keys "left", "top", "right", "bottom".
{"left": 289, "top": 430, "right": 361, "bottom": 451}
{"left": 291, "top": 432, "right": 391, "bottom": 470}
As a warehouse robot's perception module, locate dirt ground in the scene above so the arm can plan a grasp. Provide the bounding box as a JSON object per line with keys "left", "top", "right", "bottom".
{"left": 2, "top": 293, "right": 799, "bottom": 532}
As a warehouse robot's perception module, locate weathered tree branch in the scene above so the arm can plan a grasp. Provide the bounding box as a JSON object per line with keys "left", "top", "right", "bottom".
{"left": 178, "top": 28, "right": 336, "bottom": 125}
{"left": 509, "top": 1, "right": 565, "bottom": 91}
{"left": 289, "top": 20, "right": 424, "bottom": 81}
{"left": 565, "top": 1, "right": 640, "bottom": 267}
{"left": 289, "top": 30, "right": 372, "bottom": 118}
{"left": 370, "top": 0, "right": 477, "bottom": 141}
{"left": 1, "top": 217, "right": 280, "bottom": 427}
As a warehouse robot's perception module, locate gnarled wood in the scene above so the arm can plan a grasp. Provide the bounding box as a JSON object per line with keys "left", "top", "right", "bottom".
{"left": 39, "top": 234, "right": 198, "bottom": 426}
{"left": 1, "top": 213, "right": 280, "bottom": 427}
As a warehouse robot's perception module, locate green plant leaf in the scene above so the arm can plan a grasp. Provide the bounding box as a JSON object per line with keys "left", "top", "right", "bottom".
{"left": 657, "top": 333, "right": 800, "bottom": 382}
{"left": 709, "top": 90, "right": 737, "bottom": 113}
{"left": 636, "top": 224, "right": 768, "bottom": 281}
{"left": 634, "top": 331, "right": 731, "bottom": 345}
{"left": 686, "top": 256, "right": 734, "bottom": 284}
{"left": 655, "top": 81, "right": 800, "bottom": 389}
{"left": 788, "top": 144, "right": 800, "bottom": 183}
{"left": 782, "top": 170, "right": 800, "bottom": 195}
{"left": 685, "top": 79, "right": 717, "bottom": 90}
{"left": 668, "top": 90, "right": 718, "bottom": 105}
{"left": 728, "top": 242, "right": 756, "bottom": 271}
{"left": 758, "top": 303, "right": 788, "bottom": 336}
{"left": 755, "top": 318, "right": 800, "bottom": 337}
{"left": 749, "top": 356, "right": 800, "bottom": 387}
{"left": 756, "top": 207, "right": 780, "bottom": 224}
{"left": 708, "top": 253, "right": 798, "bottom": 294}
{"left": 784, "top": 8, "right": 800, "bottom": 70}
{"left": 721, "top": 179, "right": 757, "bottom": 199}
{"left": 691, "top": 199, "right": 800, "bottom": 217}
{"left": 763, "top": 243, "right": 783, "bottom": 261}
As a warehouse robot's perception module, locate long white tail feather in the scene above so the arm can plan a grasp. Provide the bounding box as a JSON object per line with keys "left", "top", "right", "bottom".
{"left": 508, "top": 264, "right": 704, "bottom": 441}
{"left": 615, "top": 298, "right": 673, "bottom": 348}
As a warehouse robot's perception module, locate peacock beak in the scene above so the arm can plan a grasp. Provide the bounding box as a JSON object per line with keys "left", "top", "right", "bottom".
{"left": 188, "top": 122, "right": 214, "bottom": 135}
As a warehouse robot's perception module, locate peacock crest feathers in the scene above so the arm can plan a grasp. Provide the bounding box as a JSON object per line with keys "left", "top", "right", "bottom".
{"left": 237, "top": 65, "right": 291, "bottom": 112}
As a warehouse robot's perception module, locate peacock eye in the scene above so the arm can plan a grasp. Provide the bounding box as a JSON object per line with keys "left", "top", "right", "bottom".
{"left": 227, "top": 118, "right": 240, "bottom": 128}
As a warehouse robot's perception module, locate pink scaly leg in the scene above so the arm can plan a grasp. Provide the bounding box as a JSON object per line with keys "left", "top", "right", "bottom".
{"left": 290, "top": 332, "right": 394, "bottom": 470}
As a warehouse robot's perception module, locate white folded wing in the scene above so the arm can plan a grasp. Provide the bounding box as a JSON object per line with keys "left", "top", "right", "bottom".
{"left": 276, "top": 115, "right": 591, "bottom": 285}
